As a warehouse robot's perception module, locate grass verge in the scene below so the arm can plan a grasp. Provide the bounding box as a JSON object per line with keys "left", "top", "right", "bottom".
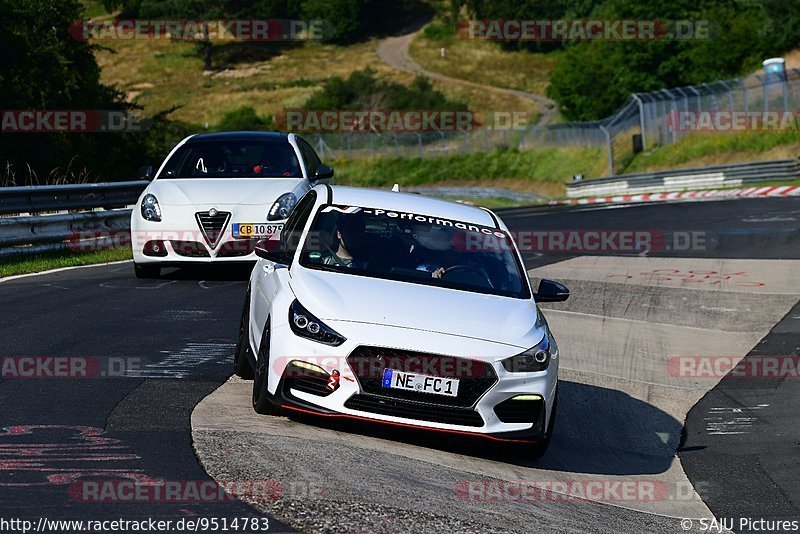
{"left": 0, "top": 248, "right": 131, "bottom": 279}
{"left": 623, "top": 131, "right": 800, "bottom": 173}
{"left": 332, "top": 145, "right": 606, "bottom": 197}
{"left": 409, "top": 28, "right": 557, "bottom": 98}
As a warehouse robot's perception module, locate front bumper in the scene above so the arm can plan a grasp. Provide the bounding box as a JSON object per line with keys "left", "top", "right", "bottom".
{"left": 131, "top": 218, "right": 285, "bottom": 264}
{"left": 261, "top": 322, "right": 558, "bottom": 443}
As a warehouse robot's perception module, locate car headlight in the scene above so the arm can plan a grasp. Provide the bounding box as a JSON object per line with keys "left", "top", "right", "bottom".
{"left": 268, "top": 193, "right": 297, "bottom": 221}
{"left": 502, "top": 332, "right": 556, "bottom": 373}
{"left": 141, "top": 193, "right": 161, "bottom": 222}
{"left": 289, "top": 300, "right": 346, "bottom": 346}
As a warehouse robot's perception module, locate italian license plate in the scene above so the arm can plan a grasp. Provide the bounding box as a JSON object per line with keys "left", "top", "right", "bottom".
{"left": 381, "top": 369, "right": 459, "bottom": 397}
{"left": 232, "top": 223, "right": 283, "bottom": 239}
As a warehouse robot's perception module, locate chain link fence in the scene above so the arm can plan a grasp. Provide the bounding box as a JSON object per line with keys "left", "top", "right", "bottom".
{"left": 306, "top": 68, "right": 800, "bottom": 177}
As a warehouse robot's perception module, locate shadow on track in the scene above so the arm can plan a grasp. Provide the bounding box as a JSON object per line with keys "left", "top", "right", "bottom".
{"left": 283, "top": 381, "right": 680, "bottom": 475}
{"left": 151, "top": 264, "right": 255, "bottom": 282}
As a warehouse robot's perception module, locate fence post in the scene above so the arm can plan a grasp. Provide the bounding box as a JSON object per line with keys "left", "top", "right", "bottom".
{"left": 316, "top": 136, "right": 327, "bottom": 160}
{"left": 632, "top": 93, "right": 646, "bottom": 151}
{"left": 783, "top": 73, "right": 789, "bottom": 110}
{"left": 757, "top": 75, "right": 767, "bottom": 112}
{"left": 719, "top": 80, "right": 734, "bottom": 112}
{"left": 740, "top": 79, "right": 748, "bottom": 114}
{"left": 600, "top": 125, "right": 614, "bottom": 176}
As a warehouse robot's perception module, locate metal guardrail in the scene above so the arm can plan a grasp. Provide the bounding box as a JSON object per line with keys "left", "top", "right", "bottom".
{"left": 565, "top": 159, "right": 799, "bottom": 198}
{"left": 0, "top": 181, "right": 147, "bottom": 257}
{"left": 0, "top": 181, "right": 148, "bottom": 215}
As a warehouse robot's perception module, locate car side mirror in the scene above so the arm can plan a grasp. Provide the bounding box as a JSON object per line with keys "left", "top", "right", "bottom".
{"left": 138, "top": 165, "right": 154, "bottom": 181}
{"left": 534, "top": 279, "right": 570, "bottom": 302}
{"left": 254, "top": 238, "right": 287, "bottom": 264}
{"left": 314, "top": 164, "right": 334, "bottom": 180}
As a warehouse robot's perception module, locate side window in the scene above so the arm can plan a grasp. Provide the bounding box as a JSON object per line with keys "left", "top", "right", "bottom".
{"left": 297, "top": 137, "right": 321, "bottom": 176}
{"left": 281, "top": 190, "right": 318, "bottom": 260}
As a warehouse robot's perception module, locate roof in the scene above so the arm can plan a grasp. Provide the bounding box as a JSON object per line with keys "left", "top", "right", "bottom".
{"left": 187, "top": 131, "right": 289, "bottom": 143}
{"left": 322, "top": 186, "right": 497, "bottom": 228}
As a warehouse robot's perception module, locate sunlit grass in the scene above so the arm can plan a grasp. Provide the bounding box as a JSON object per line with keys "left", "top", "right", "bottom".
{"left": 0, "top": 248, "right": 131, "bottom": 278}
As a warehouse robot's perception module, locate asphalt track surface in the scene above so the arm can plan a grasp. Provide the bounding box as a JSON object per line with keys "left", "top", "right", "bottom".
{"left": 0, "top": 197, "right": 798, "bottom": 533}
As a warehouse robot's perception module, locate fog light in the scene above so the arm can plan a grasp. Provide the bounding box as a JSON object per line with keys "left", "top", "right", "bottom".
{"left": 511, "top": 394, "right": 542, "bottom": 401}
{"left": 142, "top": 240, "right": 167, "bottom": 257}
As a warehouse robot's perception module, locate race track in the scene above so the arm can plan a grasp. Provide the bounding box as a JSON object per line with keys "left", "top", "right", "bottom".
{"left": 1, "top": 197, "right": 798, "bottom": 533}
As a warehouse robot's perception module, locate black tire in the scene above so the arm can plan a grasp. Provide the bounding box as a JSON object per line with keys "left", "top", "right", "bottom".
{"left": 252, "top": 317, "right": 280, "bottom": 415}
{"left": 531, "top": 388, "right": 558, "bottom": 459}
{"left": 233, "top": 289, "right": 255, "bottom": 379}
{"left": 134, "top": 262, "right": 160, "bottom": 279}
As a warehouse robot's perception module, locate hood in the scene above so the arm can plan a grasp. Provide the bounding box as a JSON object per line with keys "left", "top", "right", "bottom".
{"left": 289, "top": 267, "right": 542, "bottom": 349}
{"left": 147, "top": 178, "right": 303, "bottom": 206}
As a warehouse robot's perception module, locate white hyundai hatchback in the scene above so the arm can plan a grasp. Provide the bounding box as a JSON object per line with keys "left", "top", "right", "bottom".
{"left": 130, "top": 131, "right": 333, "bottom": 278}
{"left": 234, "top": 185, "right": 569, "bottom": 457}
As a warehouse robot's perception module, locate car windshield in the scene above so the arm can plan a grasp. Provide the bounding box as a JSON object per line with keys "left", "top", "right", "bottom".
{"left": 298, "top": 204, "right": 530, "bottom": 299}
{"left": 158, "top": 140, "right": 303, "bottom": 179}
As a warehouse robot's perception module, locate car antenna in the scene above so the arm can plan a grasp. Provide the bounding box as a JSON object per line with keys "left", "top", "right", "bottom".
{"left": 391, "top": 184, "right": 400, "bottom": 192}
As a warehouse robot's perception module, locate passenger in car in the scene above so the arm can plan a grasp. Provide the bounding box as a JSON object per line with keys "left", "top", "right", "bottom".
{"left": 320, "top": 215, "right": 368, "bottom": 269}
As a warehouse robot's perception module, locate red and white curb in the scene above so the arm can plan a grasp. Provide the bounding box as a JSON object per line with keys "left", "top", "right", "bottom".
{"left": 556, "top": 185, "right": 800, "bottom": 205}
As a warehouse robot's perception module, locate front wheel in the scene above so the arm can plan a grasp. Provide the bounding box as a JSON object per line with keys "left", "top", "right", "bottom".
{"left": 233, "top": 289, "right": 255, "bottom": 379}
{"left": 531, "top": 388, "right": 558, "bottom": 459}
{"left": 134, "top": 262, "right": 160, "bottom": 279}
{"left": 252, "top": 318, "right": 280, "bottom": 415}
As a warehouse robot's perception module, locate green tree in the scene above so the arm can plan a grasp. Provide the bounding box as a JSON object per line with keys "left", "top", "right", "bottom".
{"left": 302, "top": 68, "right": 467, "bottom": 112}
{"left": 215, "top": 106, "right": 275, "bottom": 131}
{"left": 0, "top": 0, "right": 152, "bottom": 183}
{"left": 546, "top": 0, "right": 800, "bottom": 120}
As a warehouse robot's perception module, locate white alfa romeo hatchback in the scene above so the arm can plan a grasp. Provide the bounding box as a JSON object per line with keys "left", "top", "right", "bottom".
{"left": 130, "top": 131, "right": 333, "bottom": 278}
{"left": 234, "top": 185, "right": 569, "bottom": 457}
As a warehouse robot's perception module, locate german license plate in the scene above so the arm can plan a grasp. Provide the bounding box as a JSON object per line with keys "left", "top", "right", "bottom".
{"left": 232, "top": 223, "right": 283, "bottom": 238}
{"left": 381, "top": 369, "right": 459, "bottom": 397}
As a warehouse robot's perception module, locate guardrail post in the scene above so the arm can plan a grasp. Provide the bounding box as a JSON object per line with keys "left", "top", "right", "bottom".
{"left": 600, "top": 125, "right": 614, "bottom": 176}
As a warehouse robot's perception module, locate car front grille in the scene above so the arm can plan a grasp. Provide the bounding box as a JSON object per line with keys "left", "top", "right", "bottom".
{"left": 195, "top": 211, "right": 231, "bottom": 248}
{"left": 344, "top": 394, "right": 484, "bottom": 427}
{"left": 346, "top": 346, "right": 498, "bottom": 408}
{"left": 171, "top": 240, "right": 210, "bottom": 257}
{"left": 217, "top": 238, "right": 257, "bottom": 257}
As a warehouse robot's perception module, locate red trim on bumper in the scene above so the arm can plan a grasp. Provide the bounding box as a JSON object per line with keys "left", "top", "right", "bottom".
{"left": 281, "top": 404, "right": 538, "bottom": 444}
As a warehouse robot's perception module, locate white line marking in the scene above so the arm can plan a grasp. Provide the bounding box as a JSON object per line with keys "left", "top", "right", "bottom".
{"left": 0, "top": 260, "right": 131, "bottom": 284}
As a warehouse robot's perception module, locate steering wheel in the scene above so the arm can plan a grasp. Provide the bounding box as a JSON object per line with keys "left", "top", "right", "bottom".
{"left": 442, "top": 265, "right": 494, "bottom": 288}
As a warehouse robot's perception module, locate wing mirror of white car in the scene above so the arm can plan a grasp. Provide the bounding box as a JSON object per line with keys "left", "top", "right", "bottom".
{"left": 534, "top": 279, "right": 570, "bottom": 302}
{"left": 254, "top": 238, "right": 287, "bottom": 266}
{"left": 138, "top": 165, "right": 154, "bottom": 181}
{"left": 313, "top": 164, "right": 334, "bottom": 181}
